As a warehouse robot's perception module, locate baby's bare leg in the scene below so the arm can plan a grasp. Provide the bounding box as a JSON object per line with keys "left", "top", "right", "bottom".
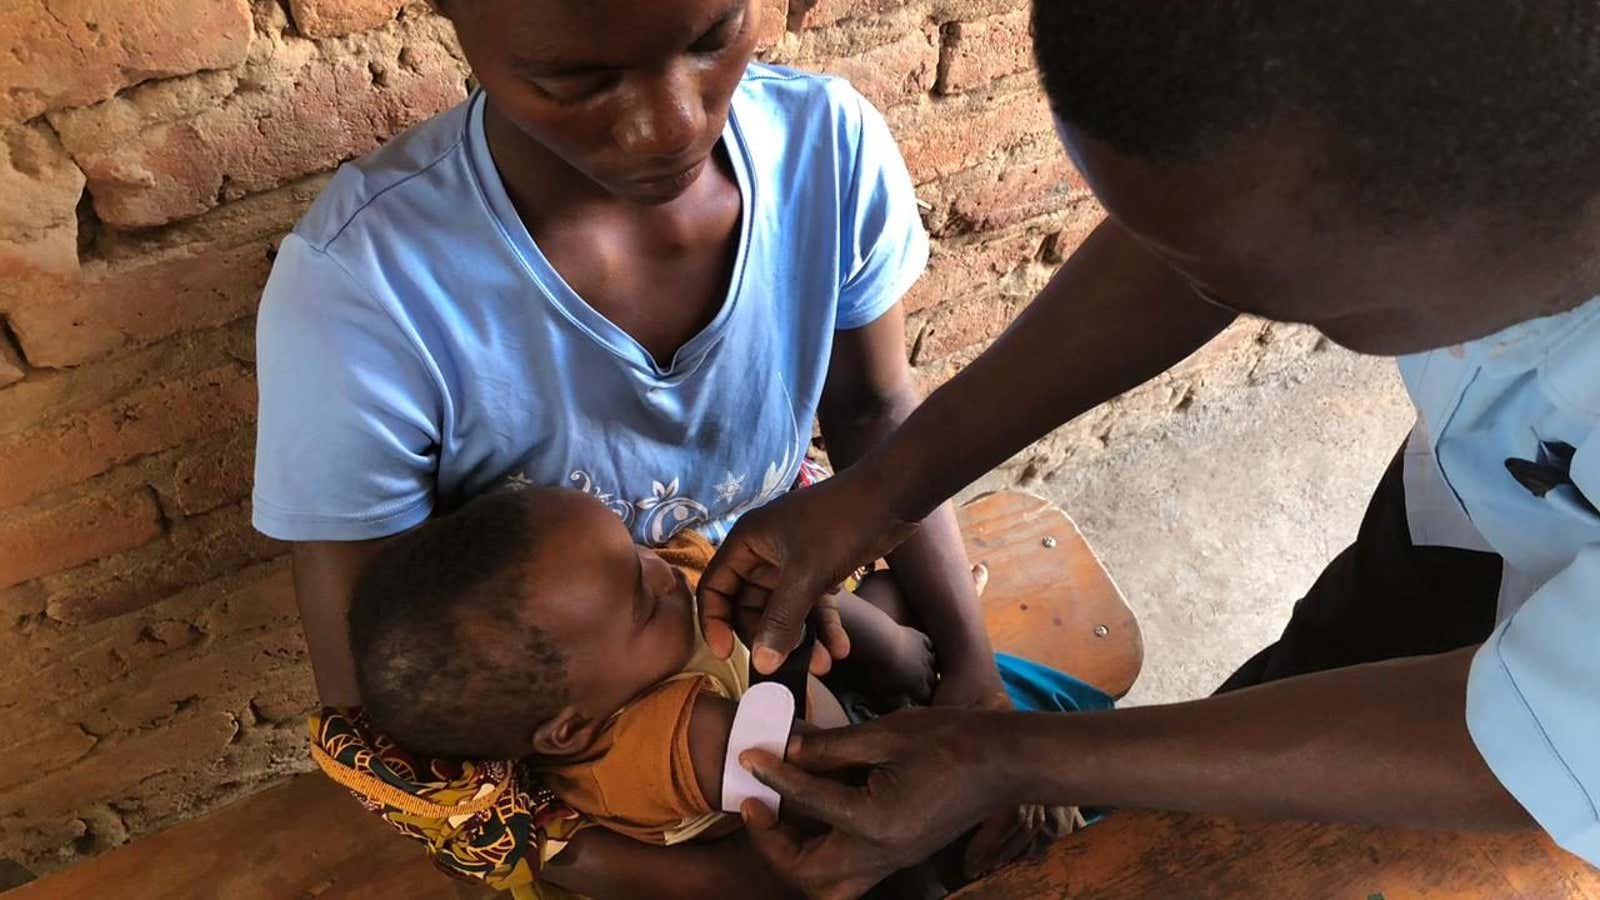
{"left": 852, "top": 570, "right": 916, "bottom": 626}
{"left": 853, "top": 564, "right": 990, "bottom": 629}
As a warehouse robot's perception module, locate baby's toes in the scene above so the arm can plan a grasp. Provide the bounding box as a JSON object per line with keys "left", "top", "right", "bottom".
{"left": 971, "top": 562, "right": 990, "bottom": 596}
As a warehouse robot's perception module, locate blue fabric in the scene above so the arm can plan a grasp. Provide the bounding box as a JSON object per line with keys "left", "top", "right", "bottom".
{"left": 1397, "top": 295, "right": 1600, "bottom": 865}
{"left": 996, "top": 653, "right": 1113, "bottom": 825}
{"left": 996, "top": 653, "right": 1115, "bottom": 715}
{"left": 252, "top": 64, "right": 928, "bottom": 546}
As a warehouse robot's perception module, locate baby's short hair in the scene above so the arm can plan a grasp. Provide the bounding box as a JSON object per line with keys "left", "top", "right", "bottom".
{"left": 349, "top": 489, "right": 570, "bottom": 760}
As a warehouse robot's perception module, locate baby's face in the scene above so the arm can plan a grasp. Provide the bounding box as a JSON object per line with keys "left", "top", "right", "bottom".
{"left": 520, "top": 492, "right": 700, "bottom": 721}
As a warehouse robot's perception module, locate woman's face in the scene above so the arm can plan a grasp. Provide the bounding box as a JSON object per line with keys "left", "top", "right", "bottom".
{"left": 445, "top": 0, "right": 759, "bottom": 204}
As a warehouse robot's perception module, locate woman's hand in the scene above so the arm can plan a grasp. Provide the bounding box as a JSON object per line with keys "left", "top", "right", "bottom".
{"left": 737, "top": 707, "right": 1016, "bottom": 900}
{"left": 700, "top": 469, "right": 919, "bottom": 675}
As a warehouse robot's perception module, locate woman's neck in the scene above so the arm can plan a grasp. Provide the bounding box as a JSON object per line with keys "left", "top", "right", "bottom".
{"left": 482, "top": 100, "right": 618, "bottom": 223}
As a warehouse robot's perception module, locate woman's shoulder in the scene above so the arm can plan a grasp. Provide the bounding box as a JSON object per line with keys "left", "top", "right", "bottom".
{"left": 291, "top": 99, "right": 477, "bottom": 255}
{"left": 734, "top": 63, "right": 879, "bottom": 144}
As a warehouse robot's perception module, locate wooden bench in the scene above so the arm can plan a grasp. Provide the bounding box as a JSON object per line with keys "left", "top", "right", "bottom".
{"left": 12, "top": 491, "right": 1137, "bottom": 898}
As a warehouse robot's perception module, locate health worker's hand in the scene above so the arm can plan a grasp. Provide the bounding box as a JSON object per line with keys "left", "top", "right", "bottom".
{"left": 700, "top": 469, "right": 918, "bottom": 675}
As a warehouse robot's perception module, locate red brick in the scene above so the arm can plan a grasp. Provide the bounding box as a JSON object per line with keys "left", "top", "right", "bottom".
{"left": 287, "top": 0, "right": 406, "bottom": 37}
{"left": 938, "top": 10, "right": 1034, "bottom": 95}
{"left": 757, "top": 0, "right": 789, "bottom": 49}
{"left": 0, "top": 562, "right": 288, "bottom": 718}
{"left": 914, "top": 293, "right": 1021, "bottom": 360}
{"left": 809, "top": 28, "right": 938, "bottom": 110}
{"left": 151, "top": 426, "right": 256, "bottom": 517}
{"left": 9, "top": 231, "right": 277, "bottom": 369}
{"left": 902, "top": 228, "right": 1052, "bottom": 315}
{"left": 0, "top": 726, "right": 97, "bottom": 793}
{"left": 931, "top": 0, "right": 1022, "bottom": 19}
{"left": 0, "top": 0, "right": 253, "bottom": 125}
{"left": 0, "top": 321, "right": 252, "bottom": 441}
{"left": 50, "top": 14, "right": 467, "bottom": 228}
{"left": 0, "top": 363, "right": 255, "bottom": 508}
{"left": 0, "top": 122, "right": 85, "bottom": 289}
{"left": 5, "top": 173, "right": 315, "bottom": 369}
{"left": 790, "top": 0, "right": 914, "bottom": 29}
{"left": 891, "top": 86, "right": 1054, "bottom": 183}
{"left": 77, "top": 623, "right": 304, "bottom": 736}
{"left": 0, "top": 332, "right": 24, "bottom": 389}
{"left": 187, "top": 564, "right": 297, "bottom": 643}
{"left": 932, "top": 153, "right": 1090, "bottom": 236}
{"left": 0, "top": 709, "right": 239, "bottom": 830}
{"left": 40, "top": 501, "right": 284, "bottom": 626}
{"left": 0, "top": 490, "right": 163, "bottom": 590}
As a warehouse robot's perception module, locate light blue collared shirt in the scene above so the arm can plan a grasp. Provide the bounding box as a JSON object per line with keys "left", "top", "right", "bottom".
{"left": 1398, "top": 295, "right": 1600, "bottom": 865}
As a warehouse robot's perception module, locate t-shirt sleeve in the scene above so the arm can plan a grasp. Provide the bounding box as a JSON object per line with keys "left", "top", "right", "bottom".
{"left": 1466, "top": 545, "right": 1600, "bottom": 865}
{"left": 833, "top": 89, "right": 930, "bottom": 331}
{"left": 252, "top": 233, "right": 440, "bottom": 541}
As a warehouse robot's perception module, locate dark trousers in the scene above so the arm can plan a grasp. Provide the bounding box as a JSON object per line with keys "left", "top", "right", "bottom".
{"left": 1219, "top": 444, "right": 1504, "bottom": 693}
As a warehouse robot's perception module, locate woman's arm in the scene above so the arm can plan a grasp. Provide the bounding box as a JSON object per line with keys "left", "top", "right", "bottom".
{"left": 819, "top": 305, "right": 1004, "bottom": 707}
{"left": 290, "top": 539, "right": 403, "bottom": 706}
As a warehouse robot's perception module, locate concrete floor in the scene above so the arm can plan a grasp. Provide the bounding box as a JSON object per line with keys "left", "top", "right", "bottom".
{"left": 968, "top": 346, "right": 1416, "bottom": 706}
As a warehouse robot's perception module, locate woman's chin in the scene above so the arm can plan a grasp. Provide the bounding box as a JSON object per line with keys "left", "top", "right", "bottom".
{"left": 613, "top": 159, "right": 709, "bottom": 205}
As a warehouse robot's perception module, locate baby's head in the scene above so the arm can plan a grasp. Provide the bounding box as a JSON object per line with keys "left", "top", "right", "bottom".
{"left": 350, "top": 487, "right": 701, "bottom": 760}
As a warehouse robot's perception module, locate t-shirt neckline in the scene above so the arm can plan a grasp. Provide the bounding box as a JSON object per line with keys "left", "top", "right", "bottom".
{"left": 465, "top": 89, "right": 756, "bottom": 384}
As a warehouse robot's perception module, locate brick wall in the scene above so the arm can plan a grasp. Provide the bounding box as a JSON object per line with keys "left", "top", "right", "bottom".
{"left": 0, "top": 0, "right": 1317, "bottom": 879}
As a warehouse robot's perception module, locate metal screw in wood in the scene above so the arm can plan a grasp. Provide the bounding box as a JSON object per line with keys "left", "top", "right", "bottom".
{"left": 1094, "top": 625, "right": 1110, "bottom": 638}
{"left": 1042, "top": 536, "right": 1058, "bottom": 548}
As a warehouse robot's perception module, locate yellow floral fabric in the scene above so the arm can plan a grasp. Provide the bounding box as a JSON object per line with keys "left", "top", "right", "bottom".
{"left": 308, "top": 707, "right": 588, "bottom": 900}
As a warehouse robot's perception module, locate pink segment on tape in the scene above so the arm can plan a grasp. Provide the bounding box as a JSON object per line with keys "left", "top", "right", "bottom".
{"left": 720, "top": 682, "right": 795, "bottom": 816}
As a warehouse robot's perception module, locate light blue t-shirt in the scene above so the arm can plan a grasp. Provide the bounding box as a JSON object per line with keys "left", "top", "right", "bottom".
{"left": 1398, "top": 295, "right": 1600, "bottom": 865}
{"left": 252, "top": 65, "right": 927, "bottom": 546}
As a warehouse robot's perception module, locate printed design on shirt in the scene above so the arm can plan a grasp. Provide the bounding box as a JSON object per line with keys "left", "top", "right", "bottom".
{"left": 504, "top": 442, "right": 802, "bottom": 547}
{"left": 636, "top": 478, "right": 712, "bottom": 545}
{"left": 714, "top": 471, "right": 745, "bottom": 503}
{"left": 718, "top": 442, "right": 802, "bottom": 524}
{"left": 501, "top": 373, "right": 809, "bottom": 544}
{"left": 566, "top": 470, "right": 641, "bottom": 528}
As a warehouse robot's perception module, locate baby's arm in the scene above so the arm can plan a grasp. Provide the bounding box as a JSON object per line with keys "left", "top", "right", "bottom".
{"left": 688, "top": 675, "right": 846, "bottom": 812}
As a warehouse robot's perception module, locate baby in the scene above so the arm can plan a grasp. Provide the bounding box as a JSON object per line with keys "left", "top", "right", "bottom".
{"left": 347, "top": 485, "right": 942, "bottom": 845}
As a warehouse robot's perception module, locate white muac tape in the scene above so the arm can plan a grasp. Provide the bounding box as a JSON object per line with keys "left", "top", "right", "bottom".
{"left": 720, "top": 681, "right": 796, "bottom": 816}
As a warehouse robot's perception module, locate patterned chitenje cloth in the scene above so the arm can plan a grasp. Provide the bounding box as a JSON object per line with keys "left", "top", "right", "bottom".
{"left": 306, "top": 455, "right": 838, "bottom": 897}
{"left": 309, "top": 708, "right": 586, "bottom": 900}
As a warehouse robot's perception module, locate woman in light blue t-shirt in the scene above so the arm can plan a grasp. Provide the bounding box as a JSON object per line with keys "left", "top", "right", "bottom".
{"left": 253, "top": 0, "right": 1008, "bottom": 892}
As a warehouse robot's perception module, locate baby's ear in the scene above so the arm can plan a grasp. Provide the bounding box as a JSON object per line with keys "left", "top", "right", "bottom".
{"left": 531, "top": 707, "right": 601, "bottom": 758}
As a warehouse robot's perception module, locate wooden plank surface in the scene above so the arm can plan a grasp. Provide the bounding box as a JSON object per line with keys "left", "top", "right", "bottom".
{"left": 957, "top": 491, "right": 1143, "bottom": 698}
{"left": 7, "top": 773, "right": 477, "bottom": 900}
{"left": 956, "top": 809, "right": 1600, "bottom": 900}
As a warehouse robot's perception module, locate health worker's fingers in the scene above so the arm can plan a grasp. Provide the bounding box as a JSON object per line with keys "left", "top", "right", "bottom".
{"left": 784, "top": 724, "right": 896, "bottom": 773}
{"left": 812, "top": 601, "right": 850, "bottom": 664}
{"left": 741, "top": 749, "right": 874, "bottom": 834}
{"left": 752, "top": 575, "right": 824, "bottom": 675}
{"left": 699, "top": 538, "right": 780, "bottom": 657}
